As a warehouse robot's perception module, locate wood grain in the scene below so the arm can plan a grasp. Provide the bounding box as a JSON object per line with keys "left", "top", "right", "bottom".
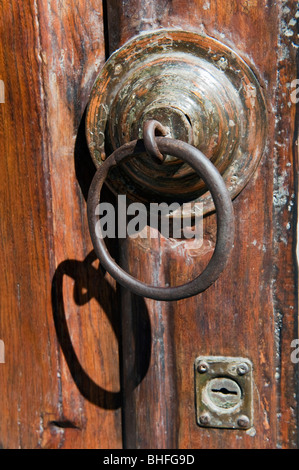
{"left": 0, "top": 1, "right": 122, "bottom": 448}
{"left": 106, "top": 0, "right": 298, "bottom": 449}
{"left": 0, "top": 0, "right": 297, "bottom": 450}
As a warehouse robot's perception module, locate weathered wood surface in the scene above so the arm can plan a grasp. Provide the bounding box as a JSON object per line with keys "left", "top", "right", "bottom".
{"left": 0, "top": 0, "right": 297, "bottom": 450}
{"left": 0, "top": 1, "right": 122, "bottom": 448}
{"left": 106, "top": 0, "right": 299, "bottom": 449}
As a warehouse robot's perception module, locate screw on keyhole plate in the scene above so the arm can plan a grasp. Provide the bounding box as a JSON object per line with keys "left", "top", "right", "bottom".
{"left": 197, "top": 361, "right": 209, "bottom": 374}
{"left": 237, "top": 363, "right": 250, "bottom": 376}
{"left": 195, "top": 356, "right": 253, "bottom": 429}
{"left": 237, "top": 415, "right": 250, "bottom": 428}
{"left": 199, "top": 413, "right": 211, "bottom": 426}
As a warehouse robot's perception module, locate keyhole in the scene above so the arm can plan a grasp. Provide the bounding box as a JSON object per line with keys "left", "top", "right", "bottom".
{"left": 203, "top": 377, "right": 242, "bottom": 411}
{"left": 211, "top": 387, "right": 238, "bottom": 395}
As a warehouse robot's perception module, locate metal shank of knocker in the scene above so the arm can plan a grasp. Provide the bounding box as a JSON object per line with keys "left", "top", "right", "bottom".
{"left": 87, "top": 120, "right": 235, "bottom": 301}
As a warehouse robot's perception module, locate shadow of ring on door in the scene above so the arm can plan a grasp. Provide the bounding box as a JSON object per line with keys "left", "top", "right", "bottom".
{"left": 51, "top": 250, "right": 151, "bottom": 410}
{"left": 51, "top": 108, "right": 151, "bottom": 411}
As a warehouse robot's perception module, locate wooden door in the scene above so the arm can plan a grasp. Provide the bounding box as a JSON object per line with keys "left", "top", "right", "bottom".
{"left": 0, "top": 0, "right": 297, "bottom": 449}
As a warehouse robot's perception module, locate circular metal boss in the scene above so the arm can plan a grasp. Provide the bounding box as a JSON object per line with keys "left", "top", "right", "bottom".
{"left": 86, "top": 29, "right": 267, "bottom": 216}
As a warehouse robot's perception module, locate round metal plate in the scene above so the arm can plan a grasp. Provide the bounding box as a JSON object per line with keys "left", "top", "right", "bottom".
{"left": 86, "top": 29, "right": 267, "bottom": 215}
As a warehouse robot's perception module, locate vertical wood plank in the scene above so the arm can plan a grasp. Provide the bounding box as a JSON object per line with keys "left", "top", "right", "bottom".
{"left": 0, "top": 0, "right": 122, "bottom": 448}
{"left": 106, "top": 0, "right": 298, "bottom": 448}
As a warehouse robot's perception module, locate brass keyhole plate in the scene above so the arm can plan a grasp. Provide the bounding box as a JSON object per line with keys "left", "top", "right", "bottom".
{"left": 195, "top": 356, "right": 253, "bottom": 430}
{"left": 86, "top": 29, "right": 267, "bottom": 216}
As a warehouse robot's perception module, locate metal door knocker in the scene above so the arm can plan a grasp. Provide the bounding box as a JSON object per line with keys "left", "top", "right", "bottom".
{"left": 85, "top": 29, "right": 267, "bottom": 300}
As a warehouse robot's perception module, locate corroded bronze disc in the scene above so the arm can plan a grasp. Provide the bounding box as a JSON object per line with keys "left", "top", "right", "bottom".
{"left": 86, "top": 29, "right": 267, "bottom": 214}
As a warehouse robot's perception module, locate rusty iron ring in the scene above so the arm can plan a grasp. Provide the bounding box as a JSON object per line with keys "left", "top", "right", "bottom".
{"left": 87, "top": 137, "right": 234, "bottom": 301}
{"left": 143, "top": 119, "right": 168, "bottom": 161}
